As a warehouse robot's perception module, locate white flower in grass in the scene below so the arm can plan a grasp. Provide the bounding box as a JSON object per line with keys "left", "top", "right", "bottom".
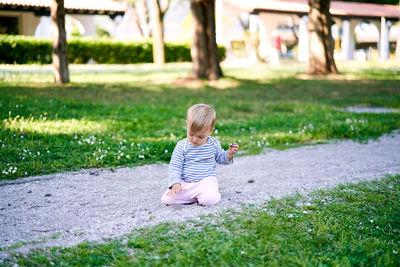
{"left": 126, "top": 155, "right": 130, "bottom": 159}
{"left": 139, "top": 155, "right": 145, "bottom": 159}
{"left": 287, "top": 214, "right": 294, "bottom": 218}
{"left": 164, "top": 150, "right": 168, "bottom": 153}
{"left": 241, "top": 251, "right": 245, "bottom": 255}
{"left": 370, "top": 220, "right": 374, "bottom": 223}
{"left": 394, "top": 250, "right": 398, "bottom": 254}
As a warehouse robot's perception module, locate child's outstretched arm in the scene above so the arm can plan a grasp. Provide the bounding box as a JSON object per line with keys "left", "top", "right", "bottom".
{"left": 228, "top": 143, "right": 239, "bottom": 161}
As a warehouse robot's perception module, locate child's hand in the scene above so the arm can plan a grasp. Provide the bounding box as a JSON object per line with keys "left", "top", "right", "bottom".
{"left": 167, "top": 183, "right": 187, "bottom": 197}
{"left": 228, "top": 143, "right": 239, "bottom": 160}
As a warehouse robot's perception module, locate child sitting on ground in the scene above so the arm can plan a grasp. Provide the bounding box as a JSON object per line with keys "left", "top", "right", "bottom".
{"left": 161, "top": 103, "right": 239, "bottom": 206}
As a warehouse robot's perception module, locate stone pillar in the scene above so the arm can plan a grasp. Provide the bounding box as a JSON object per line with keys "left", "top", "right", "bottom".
{"left": 74, "top": 15, "right": 96, "bottom": 36}
{"left": 257, "top": 19, "right": 268, "bottom": 60}
{"left": 380, "top": 16, "right": 389, "bottom": 61}
{"left": 216, "top": 0, "right": 223, "bottom": 45}
{"left": 340, "top": 19, "right": 356, "bottom": 60}
{"left": 298, "top": 15, "right": 309, "bottom": 62}
{"left": 396, "top": 21, "right": 400, "bottom": 60}
{"left": 249, "top": 14, "right": 259, "bottom": 62}
{"left": 34, "top": 16, "right": 52, "bottom": 37}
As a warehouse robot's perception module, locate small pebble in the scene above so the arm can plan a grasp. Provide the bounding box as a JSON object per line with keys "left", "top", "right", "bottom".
{"left": 248, "top": 178, "right": 255, "bottom": 183}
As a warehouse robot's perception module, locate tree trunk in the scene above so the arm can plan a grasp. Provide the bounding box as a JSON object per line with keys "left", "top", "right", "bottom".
{"left": 51, "top": 0, "right": 69, "bottom": 84}
{"left": 151, "top": 0, "right": 169, "bottom": 65}
{"left": 139, "top": 0, "right": 151, "bottom": 38}
{"left": 307, "top": 0, "right": 338, "bottom": 75}
{"left": 396, "top": 25, "right": 400, "bottom": 60}
{"left": 190, "top": 0, "right": 223, "bottom": 80}
{"left": 396, "top": 4, "right": 400, "bottom": 60}
{"left": 129, "top": 3, "right": 144, "bottom": 38}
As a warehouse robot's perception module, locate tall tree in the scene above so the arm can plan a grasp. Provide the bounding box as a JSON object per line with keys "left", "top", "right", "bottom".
{"left": 307, "top": 0, "right": 338, "bottom": 74}
{"left": 139, "top": 0, "right": 152, "bottom": 38}
{"left": 126, "top": 0, "right": 144, "bottom": 38}
{"left": 126, "top": 0, "right": 151, "bottom": 38}
{"left": 396, "top": 2, "right": 400, "bottom": 60}
{"left": 190, "top": 0, "right": 222, "bottom": 80}
{"left": 51, "top": 0, "right": 69, "bottom": 84}
{"left": 151, "top": 0, "right": 170, "bottom": 65}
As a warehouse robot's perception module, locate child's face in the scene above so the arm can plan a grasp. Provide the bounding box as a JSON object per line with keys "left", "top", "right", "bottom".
{"left": 187, "top": 126, "right": 214, "bottom": 146}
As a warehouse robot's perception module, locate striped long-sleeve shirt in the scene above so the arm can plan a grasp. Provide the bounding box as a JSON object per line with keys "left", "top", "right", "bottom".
{"left": 168, "top": 136, "right": 233, "bottom": 188}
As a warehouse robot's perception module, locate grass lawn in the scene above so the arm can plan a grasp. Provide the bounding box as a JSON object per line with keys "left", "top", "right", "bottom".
{"left": 3, "top": 175, "right": 399, "bottom": 266}
{"left": 1, "top": 60, "right": 400, "bottom": 180}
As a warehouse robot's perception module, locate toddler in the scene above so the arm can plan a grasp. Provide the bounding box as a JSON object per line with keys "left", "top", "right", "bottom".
{"left": 161, "top": 104, "right": 239, "bottom": 206}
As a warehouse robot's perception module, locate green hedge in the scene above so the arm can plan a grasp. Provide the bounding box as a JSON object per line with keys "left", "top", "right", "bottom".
{"left": 0, "top": 35, "right": 226, "bottom": 64}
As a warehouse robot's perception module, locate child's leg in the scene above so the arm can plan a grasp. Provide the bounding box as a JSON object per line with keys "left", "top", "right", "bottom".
{"left": 161, "top": 180, "right": 197, "bottom": 205}
{"left": 195, "top": 176, "right": 221, "bottom": 206}
{"left": 161, "top": 177, "right": 221, "bottom": 206}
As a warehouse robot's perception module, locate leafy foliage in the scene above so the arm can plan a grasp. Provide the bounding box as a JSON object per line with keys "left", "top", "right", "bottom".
{"left": 0, "top": 35, "right": 226, "bottom": 64}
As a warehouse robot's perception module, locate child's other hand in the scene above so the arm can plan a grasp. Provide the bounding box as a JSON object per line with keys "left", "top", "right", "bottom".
{"left": 228, "top": 143, "right": 239, "bottom": 160}
{"left": 167, "top": 183, "right": 186, "bottom": 197}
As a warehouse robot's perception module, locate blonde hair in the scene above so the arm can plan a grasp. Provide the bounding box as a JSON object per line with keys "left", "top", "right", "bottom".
{"left": 187, "top": 104, "right": 216, "bottom": 133}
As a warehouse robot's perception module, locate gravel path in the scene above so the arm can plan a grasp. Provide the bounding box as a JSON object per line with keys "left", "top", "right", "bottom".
{"left": 1, "top": 132, "right": 399, "bottom": 257}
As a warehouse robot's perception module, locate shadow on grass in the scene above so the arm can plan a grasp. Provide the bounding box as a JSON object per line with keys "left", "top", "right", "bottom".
{"left": 1, "top": 66, "right": 399, "bottom": 179}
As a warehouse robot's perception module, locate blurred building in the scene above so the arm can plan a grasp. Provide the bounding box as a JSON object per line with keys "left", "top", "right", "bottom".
{"left": 217, "top": 0, "right": 399, "bottom": 61}
{"left": 0, "top": 0, "right": 126, "bottom": 37}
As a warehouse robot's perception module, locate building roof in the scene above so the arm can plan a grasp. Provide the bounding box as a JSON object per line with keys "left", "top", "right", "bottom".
{"left": 0, "top": 0, "right": 126, "bottom": 16}
{"left": 224, "top": 0, "right": 400, "bottom": 20}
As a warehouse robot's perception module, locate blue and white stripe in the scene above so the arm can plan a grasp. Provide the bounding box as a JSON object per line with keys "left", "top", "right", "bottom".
{"left": 168, "top": 136, "right": 232, "bottom": 188}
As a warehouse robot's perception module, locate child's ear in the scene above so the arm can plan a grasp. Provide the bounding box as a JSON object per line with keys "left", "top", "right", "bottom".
{"left": 210, "top": 127, "right": 215, "bottom": 134}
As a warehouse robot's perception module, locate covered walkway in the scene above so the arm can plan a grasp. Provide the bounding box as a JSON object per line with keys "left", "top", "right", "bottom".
{"left": 0, "top": 0, "right": 126, "bottom": 37}
{"left": 218, "top": 0, "right": 399, "bottom": 61}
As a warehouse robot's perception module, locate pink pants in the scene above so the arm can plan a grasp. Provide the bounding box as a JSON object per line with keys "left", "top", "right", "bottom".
{"left": 161, "top": 176, "right": 221, "bottom": 206}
